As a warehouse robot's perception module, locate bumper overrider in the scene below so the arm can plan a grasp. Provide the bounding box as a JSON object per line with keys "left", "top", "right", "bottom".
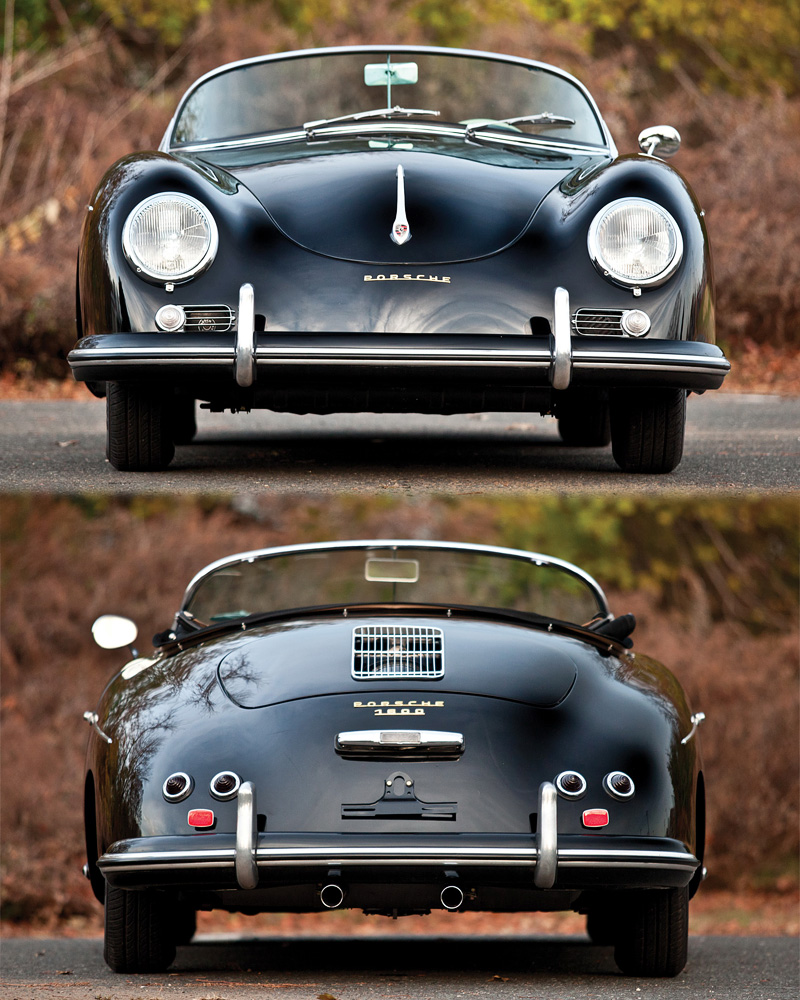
{"left": 97, "top": 783, "right": 700, "bottom": 900}
{"left": 69, "top": 286, "right": 730, "bottom": 394}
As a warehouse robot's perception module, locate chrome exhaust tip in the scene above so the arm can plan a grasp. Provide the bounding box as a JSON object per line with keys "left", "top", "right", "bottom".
{"left": 440, "top": 885, "right": 464, "bottom": 910}
{"left": 320, "top": 883, "right": 345, "bottom": 909}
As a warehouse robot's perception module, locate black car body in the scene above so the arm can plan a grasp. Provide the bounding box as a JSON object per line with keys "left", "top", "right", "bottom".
{"left": 84, "top": 540, "right": 706, "bottom": 976}
{"left": 68, "top": 46, "right": 729, "bottom": 473}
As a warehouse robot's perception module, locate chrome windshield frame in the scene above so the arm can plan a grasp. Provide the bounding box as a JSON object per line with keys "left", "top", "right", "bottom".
{"left": 159, "top": 44, "right": 617, "bottom": 157}
{"left": 180, "top": 539, "right": 611, "bottom": 621}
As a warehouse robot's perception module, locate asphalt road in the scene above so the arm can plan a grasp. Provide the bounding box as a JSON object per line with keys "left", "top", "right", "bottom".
{"left": 1, "top": 934, "right": 797, "bottom": 999}
{"left": 1, "top": 393, "right": 798, "bottom": 493}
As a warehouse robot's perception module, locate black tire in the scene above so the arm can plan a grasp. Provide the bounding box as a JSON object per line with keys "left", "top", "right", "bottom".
{"left": 104, "top": 883, "right": 177, "bottom": 973}
{"left": 557, "top": 396, "right": 611, "bottom": 447}
{"left": 610, "top": 388, "right": 686, "bottom": 473}
{"left": 614, "top": 886, "right": 689, "bottom": 977}
{"left": 106, "top": 382, "right": 175, "bottom": 471}
{"left": 586, "top": 908, "right": 619, "bottom": 946}
{"left": 168, "top": 397, "right": 197, "bottom": 446}
{"left": 174, "top": 902, "right": 197, "bottom": 945}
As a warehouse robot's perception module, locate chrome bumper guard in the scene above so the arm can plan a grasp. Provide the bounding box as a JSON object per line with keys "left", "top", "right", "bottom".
{"left": 68, "top": 284, "right": 731, "bottom": 390}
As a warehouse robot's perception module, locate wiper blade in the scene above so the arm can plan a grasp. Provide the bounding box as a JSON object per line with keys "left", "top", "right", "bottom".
{"left": 304, "top": 106, "right": 440, "bottom": 134}
{"left": 464, "top": 112, "right": 575, "bottom": 140}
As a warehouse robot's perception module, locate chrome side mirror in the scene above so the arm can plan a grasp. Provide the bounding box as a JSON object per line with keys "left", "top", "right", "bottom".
{"left": 638, "top": 125, "right": 681, "bottom": 159}
{"left": 92, "top": 614, "right": 138, "bottom": 651}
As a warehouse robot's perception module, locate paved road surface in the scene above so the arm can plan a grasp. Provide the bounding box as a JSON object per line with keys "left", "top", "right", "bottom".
{"left": 1, "top": 393, "right": 798, "bottom": 493}
{"left": 1, "top": 934, "right": 796, "bottom": 999}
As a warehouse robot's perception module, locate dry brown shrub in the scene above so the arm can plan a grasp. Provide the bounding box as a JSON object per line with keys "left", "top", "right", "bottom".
{"left": 2, "top": 496, "right": 797, "bottom": 928}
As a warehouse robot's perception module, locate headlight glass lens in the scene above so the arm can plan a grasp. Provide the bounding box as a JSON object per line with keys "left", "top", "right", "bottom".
{"left": 123, "top": 193, "right": 217, "bottom": 281}
{"left": 589, "top": 198, "right": 682, "bottom": 286}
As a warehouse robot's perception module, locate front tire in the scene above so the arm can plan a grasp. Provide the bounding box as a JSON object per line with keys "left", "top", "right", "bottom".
{"left": 610, "top": 388, "right": 686, "bottom": 473}
{"left": 106, "top": 382, "right": 175, "bottom": 471}
{"left": 614, "top": 886, "right": 689, "bottom": 977}
{"left": 104, "top": 883, "right": 177, "bottom": 973}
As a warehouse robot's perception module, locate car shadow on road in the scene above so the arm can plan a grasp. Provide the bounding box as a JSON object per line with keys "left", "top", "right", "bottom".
{"left": 174, "top": 934, "right": 620, "bottom": 976}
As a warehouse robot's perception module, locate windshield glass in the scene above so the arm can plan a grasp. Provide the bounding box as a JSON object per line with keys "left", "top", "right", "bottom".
{"left": 173, "top": 50, "right": 605, "bottom": 148}
{"left": 183, "top": 544, "right": 607, "bottom": 626}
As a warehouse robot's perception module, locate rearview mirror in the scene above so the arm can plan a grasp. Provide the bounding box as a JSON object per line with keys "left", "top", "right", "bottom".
{"left": 364, "top": 61, "right": 419, "bottom": 87}
{"left": 365, "top": 557, "right": 420, "bottom": 583}
{"left": 92, "top": 614, "right": 138, "bottom": 650}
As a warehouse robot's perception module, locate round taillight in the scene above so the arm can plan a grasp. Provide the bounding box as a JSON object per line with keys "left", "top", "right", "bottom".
{"left": 210, "top": 771, "right": 241, "bottom": 800}
{"left": 163, "top": 772, "right": 193, "bottom": 802}
{"left": 555, "top": 770, "right": 587, "bottom": 799}
{"left": 604, "top": 771, "right": 635, "bottom": 799}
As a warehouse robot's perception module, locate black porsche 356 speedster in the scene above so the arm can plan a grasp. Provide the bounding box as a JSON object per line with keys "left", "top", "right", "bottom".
{"left": 83, "top": 540, "right": 706, "bottom": 976}
{"left": 68, "top": 46, "right": 729, "bottom": 473}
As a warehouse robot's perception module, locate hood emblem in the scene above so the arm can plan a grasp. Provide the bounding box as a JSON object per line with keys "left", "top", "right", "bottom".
{"left": 391, "top": 164, "right": 411, "bottom": 245}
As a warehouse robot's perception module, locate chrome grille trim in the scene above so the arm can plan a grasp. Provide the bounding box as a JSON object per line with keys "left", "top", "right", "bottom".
{"left": 352, "top": 625, "right": 444, "bottom": 679}
{"left": 183, "top": 305, "right": 235, "bottom": 332}
{"left": 572, "top": 308, "right": 626, "bottom": 337}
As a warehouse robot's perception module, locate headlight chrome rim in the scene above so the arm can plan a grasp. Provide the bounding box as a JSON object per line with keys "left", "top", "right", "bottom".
{"left": 588, "top": 197, "right": 683, "bottom": 288}
{"left": 122, "top": 192, "right": 218, "bottom": 284}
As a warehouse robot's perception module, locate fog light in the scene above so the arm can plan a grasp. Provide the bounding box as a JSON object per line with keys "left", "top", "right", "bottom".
{"left": 188, "top": 808, "right": 215, "bottom": 828}
{"left": 582, "top": 808, "right": 609, "bottom": 828}
{"left": 210, "top": 771, "right": 241, "bottom": 800}
{"left": 163, "top": 772, "right": 193, "bottom": 802}
{"left": 603, "top": 771, "right": 635, "bottom": 799}
{"left": 555, "top": 771, "right": 587, "bottom": 799}
{"left": 621, "top": 309, "right": 651, "bottom": 337}
{"left": 155, "top": 304, "right": 186, "bottom": 331}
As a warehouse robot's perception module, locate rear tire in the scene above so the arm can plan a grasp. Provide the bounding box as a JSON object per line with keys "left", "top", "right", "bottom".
{"left": 104, "top": 883, "right": 177, "bottom": 973}
{"left": 557, "top": 395, "right": 611, "bottom": 447}
{"left": 614, "top": 886, "right": 689, "bottom": 977}
{"left": 106, "top": 382, "right": 175, "bottom": 471}
{"left": 610, "top": 388, "right": 686, "bottom": 473}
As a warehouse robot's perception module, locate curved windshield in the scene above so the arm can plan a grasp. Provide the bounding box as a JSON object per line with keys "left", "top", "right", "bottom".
{"left": 173, "top": 50, "right": 606, "bottom": 148}
{"left": 183, "top": 543, "right": 608, "bottom": 627}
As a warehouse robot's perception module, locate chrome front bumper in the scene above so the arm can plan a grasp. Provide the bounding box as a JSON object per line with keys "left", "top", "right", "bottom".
{"left": 69, "top": 286, "right": 730, "bottom": 393}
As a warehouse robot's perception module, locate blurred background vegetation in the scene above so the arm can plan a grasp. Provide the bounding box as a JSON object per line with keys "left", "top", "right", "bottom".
{"left": 0, "top": 0, "right": 798, "bottom": 383}
{"left": 1, "top": 493, "right": 798, "bottom": 929}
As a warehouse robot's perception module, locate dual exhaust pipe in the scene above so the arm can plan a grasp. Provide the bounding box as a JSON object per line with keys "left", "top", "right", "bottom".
{"left": 318, "top": 883, "right": 464, "bottom": 910}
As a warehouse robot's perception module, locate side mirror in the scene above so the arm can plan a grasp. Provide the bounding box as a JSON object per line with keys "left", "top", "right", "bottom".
{"left": 92, "top": 615, "right": 138, "bottom": 651}
{"left": 638, "top": 125, "right": 681, "bottom": 159}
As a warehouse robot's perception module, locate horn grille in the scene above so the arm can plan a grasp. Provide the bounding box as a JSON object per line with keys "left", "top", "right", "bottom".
{"left": 352, "top": 625, "right": 444, "bottom": 679}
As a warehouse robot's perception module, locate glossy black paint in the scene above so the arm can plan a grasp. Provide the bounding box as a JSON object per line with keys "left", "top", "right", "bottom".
{"left": 71, "top": 47, "right": 721, "bottom": 418}
{"left": 84, "top": 605, "right": 702, "bottom": 911}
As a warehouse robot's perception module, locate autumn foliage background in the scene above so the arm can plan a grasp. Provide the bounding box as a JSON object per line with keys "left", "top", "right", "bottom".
{"left": 1, "top": 494, "right": 798, "bottom": 933}
{"left": 1, "top": 0, "right": 799, "bottom": 384}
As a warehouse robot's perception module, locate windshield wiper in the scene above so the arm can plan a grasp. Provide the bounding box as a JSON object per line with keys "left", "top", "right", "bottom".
{"left": 304, "top": 106, "right": 441, "bottom": 135}
{"left": 464, "top": 112, "right": 576, "bottom": 140}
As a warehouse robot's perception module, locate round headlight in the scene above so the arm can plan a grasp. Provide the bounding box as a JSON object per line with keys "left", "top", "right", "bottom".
{"left": 588, "top": 198, "right": 683, "bottom": 287}
{"left": 122, "top": 193, "right": 218, "bottom": 283}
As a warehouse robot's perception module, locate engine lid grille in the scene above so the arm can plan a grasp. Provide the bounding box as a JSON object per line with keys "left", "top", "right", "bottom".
{"left": 352, "top": 625, "right": 444, "bottom": 680}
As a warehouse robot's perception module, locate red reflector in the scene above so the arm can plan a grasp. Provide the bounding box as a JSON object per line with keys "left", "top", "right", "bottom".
{"left": 188, "top": 808, "right": 215, "bottom": 828}
{"left": 582, "top": 808, "right": 609, "bottom": 828}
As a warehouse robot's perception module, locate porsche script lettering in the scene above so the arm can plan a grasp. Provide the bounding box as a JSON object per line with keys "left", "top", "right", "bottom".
{"left": 354, "top": 699, "right": 445, "bottom": 716}
{"left": 364, "top": 274, "right": 451, "bottom": 283}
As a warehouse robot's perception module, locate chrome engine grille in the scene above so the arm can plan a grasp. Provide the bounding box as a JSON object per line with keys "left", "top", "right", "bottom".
{"left": 183, "top": 305, "right": 235, "bottom": 332}
{"left": 572, "top": 308, "right": 626, "bottom": 337}
{"left": 352, "top": 625, "right": 444, "bottom": 679}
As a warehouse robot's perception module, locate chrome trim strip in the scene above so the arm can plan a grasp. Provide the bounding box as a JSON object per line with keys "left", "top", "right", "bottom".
{"left": 99, "top": 845, "right": 698, "bottom": 874}
{"left": 534, "top": 781, "right": 557, "bottom": 888}
{"left": 550, "top": 286, "right": 572, "bottom": 390}
{"left": 391, "top": 164, "right": 411, "bottom": 245}
{"left": 335, "top": 730, "right": 464, "bottom": 751}
{"left": 235, "top": 781, "right": 258, "bottom": 889}
{"left": 234, "top": 283, "right": 256, "bottom": 387}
